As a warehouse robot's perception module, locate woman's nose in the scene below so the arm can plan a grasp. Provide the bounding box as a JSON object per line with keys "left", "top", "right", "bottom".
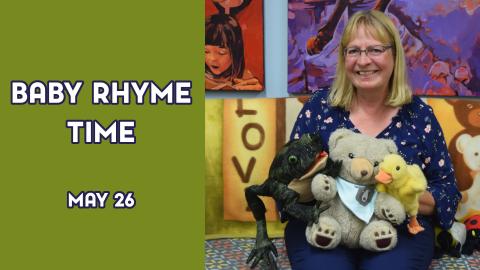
{"left": 356, "top": 53, "right": 373, "bottom": 65}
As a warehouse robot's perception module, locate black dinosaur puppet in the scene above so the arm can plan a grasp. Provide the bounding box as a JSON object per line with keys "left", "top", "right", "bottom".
{"left": 245, "top": 133, "right": 342, "bottom": 269}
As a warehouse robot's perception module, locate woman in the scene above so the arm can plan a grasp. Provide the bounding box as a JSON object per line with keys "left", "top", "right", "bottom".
{"left": 286, "top": 10, "right": 461, "bottom": 270}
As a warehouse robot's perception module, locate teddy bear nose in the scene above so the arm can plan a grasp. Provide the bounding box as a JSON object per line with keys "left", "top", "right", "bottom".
{"left": 361, "top": 170, "right": 368, "bottom": 177}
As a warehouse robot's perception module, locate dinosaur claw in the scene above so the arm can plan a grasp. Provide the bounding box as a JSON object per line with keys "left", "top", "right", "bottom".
{"left": 246, "top": 241, "right": 278, "bottom": 269}
{"left": 271, "top": 243, "right": 278, "bottom": 257}
{"left": 247, "top": 250, "right": 255, "bottom": 264}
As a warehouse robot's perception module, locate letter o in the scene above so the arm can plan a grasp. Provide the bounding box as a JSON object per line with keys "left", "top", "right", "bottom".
{"left": 241, "top": 123, "right": 265, "bottom": 150}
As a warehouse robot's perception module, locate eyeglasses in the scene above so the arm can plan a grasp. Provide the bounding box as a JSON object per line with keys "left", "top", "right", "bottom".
{"left": 344, "top": 45, "right": 393, "bottom": 58}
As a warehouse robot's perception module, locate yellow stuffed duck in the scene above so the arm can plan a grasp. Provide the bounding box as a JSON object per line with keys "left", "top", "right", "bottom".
{"left": 375, "top": 154, "right": 427, "bottom": 234}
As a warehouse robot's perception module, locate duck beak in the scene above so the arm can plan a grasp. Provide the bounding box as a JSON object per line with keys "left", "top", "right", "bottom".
{"left": 375, "top": 169, "right": 392, "bottom": 184}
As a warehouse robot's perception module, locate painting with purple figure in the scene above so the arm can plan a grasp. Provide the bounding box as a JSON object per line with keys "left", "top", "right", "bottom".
{"left": 288, "top": 0, "right": 480, "bottom": 96}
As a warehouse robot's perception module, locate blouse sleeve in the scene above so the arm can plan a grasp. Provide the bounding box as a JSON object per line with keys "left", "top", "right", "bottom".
{"left": 420, "top": 106, "right": 462, "bottom": 229}
{"left": 289, "top": 93, "right": 321, "bottom": 141}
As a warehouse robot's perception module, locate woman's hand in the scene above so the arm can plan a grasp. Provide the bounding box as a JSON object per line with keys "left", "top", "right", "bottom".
{"left": 233, "top": 78, "right": 263, "bottom": 90}
{"left": 418, "top": 191, "right": 435, "bottom": 215}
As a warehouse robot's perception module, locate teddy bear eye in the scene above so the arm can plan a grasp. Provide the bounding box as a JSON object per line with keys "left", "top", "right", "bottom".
{"left": 348, "top": 153, "right": 355, "bottom": 159}
{"left": 396, "top": 166, "right": 400, "bottom": 171}
{"left": 475, "top": 152, "right": 479, "bottom": 156}
{"left": 373, "top": 161, "right": 379, "bottom": 167}
{"left": 288, "top": 155, "right": 298, "bottom": 164}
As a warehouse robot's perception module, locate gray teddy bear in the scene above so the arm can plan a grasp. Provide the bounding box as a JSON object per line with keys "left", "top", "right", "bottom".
{"left": 306, "top": 129, "right": 406, "bottom": 251}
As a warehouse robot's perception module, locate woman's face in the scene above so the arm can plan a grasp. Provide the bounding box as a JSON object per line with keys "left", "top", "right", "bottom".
{"left": 344, "top": 26, "right": 394, "bottom": 94}
{"left": 205, "top": 45, "right": 232, "bottom": 76}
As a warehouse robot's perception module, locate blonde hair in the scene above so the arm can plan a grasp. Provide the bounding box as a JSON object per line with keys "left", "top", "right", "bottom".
{"left": 329, "top": 10, "right": 412, "bottom": 108}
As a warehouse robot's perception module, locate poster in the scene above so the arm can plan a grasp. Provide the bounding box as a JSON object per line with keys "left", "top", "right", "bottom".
{"left": 428, "top": 98, "right": 480, "bottom": 221}
{"left": 205, "top": 96, "right": 308, "bottom": 237}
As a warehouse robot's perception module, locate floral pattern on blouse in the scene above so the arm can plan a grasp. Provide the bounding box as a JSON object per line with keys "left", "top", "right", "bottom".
{"left": 291, "top": 90, "right": 461, "bottom": 229}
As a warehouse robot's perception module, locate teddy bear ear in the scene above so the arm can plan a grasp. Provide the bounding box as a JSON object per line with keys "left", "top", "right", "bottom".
{"left": 385, "top": 139, "right": 398, "bottom": 154}
{"left": 445, "top": 99, "right": 458, "bottom": 106}
{"left": 456, "top": 133, "right": 472, "bottom": 154}
{"left": 329, "top": 128, "right": 353, "bottom": 149}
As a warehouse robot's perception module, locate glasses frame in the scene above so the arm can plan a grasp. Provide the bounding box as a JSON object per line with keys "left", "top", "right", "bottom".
{"left": 343, "top": 45, "right": 393, "bottom": 58}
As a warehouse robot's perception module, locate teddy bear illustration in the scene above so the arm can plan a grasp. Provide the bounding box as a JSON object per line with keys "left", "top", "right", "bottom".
{"left": 306, "top": 129, "right": 406, "bottom": 251}
{"left": 446, "top": 99, "right": 480, "bottom": 192}
{"left": 455, "top": 133, "right": 480, "bottom": 221}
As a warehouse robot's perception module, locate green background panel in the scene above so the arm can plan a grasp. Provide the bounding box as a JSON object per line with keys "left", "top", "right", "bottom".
{"left": 0, "top": 1, "right": 204, "bottom": 269}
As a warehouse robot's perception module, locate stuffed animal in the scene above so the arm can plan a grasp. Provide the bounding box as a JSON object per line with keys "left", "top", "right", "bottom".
{"left": 462, "top": 215, "right": 480, "bottom": 255}
{"left": 306, "top": 129, "right": 406, "bottom": 251}
{"left": 375, "top": 154, "right": 427, "bottom": 234}
{"left": 434, "top": 222, "right": 466, "bottom": 258}
{"left": 245, "top": 133, "right": 342, "bottom": 269}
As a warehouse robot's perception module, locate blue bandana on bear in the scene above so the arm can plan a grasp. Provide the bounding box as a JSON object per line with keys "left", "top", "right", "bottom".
{"left": 336, "top": 176, "right": 378, "bottom": 223}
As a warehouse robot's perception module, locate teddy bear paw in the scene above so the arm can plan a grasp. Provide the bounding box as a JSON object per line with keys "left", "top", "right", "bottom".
{"left": 306, "top": 216, "right": 341, "bottom": 249}
{"left": 375, "top": 193, "right": 406, "bottom": 225}
{"left": 311, "top": 174, "right": 337, "bottom": 202}
{"left": 380, "top": 208, "right": 399, "bottom": 224}
{"left": 360, "top": 220, "right": 398, "bottom": 251}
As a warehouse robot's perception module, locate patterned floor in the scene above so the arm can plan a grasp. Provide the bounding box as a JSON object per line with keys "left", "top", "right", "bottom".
{"left": 205, "top": 238, "right": 480, "bottom": 270}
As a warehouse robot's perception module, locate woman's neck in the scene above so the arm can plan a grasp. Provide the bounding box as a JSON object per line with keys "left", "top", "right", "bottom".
{"left": 350, "top": 89, "right": 389, "bottom": 115}
{"left": 348, "top": 89, "right": 399, "bottom": 137}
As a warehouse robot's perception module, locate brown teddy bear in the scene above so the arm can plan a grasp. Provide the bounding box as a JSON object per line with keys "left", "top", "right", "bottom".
{"left": 306, "top": 129, "right": 406, "bottom": 251}
{"left": 445, "top": 99, "right": 480, "bottom": 192}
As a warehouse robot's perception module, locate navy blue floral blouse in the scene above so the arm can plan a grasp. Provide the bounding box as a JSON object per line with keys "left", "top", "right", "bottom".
{"left": 291, "top": 90, "right": 461, "bottom": 229}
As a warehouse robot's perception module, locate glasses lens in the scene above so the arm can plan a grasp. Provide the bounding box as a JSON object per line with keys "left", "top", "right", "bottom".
{"left": 368, "top": 46, "right": 385, "bottom": 56}
{"left": 346, "top": 48, "right": 359, "bottom": 56}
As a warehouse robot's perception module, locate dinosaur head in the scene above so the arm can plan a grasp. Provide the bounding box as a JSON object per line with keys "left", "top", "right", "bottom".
{"left": 269, "top": 133, "right": 328, "bottom": 184}
{"left": 375, "top": 154, "right": 407, "bottom": 186}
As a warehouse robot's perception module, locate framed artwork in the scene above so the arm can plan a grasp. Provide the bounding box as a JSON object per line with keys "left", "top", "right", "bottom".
{"left": 288, "top": 0, "right": 480, "bottom": 96}
{"left": 205, "top": 96, "right": 309, "bottom": 237}
{"left": 205, "top": 98, "right": 287, "bottom": 237}
{"left": 205, "top": 0, "right": 265, "bottom": 91}
{"left": 428, "top": 98, "right": 480, "bottom": 221}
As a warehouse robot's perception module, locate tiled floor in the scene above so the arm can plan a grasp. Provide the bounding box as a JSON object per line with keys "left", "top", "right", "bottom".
{"left": 205, "top": 238, "right": 480, "bottom": 270}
